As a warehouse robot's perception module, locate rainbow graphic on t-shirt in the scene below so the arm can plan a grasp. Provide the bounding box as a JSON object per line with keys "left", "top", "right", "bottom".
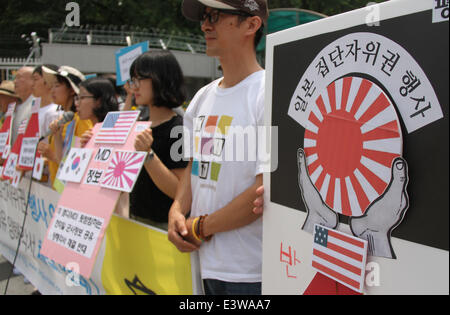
{"left": 192, "top": 115, "right": 233, "bottom": 182}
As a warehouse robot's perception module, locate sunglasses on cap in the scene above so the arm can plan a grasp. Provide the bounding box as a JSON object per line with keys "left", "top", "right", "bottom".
{"left": 200, "top": 9, "right": 252, "bottom": 25}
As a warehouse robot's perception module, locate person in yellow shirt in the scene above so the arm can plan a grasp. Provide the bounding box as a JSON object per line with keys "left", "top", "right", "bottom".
{"left": 37, "top": 66, "right": 93, "bottom": 188}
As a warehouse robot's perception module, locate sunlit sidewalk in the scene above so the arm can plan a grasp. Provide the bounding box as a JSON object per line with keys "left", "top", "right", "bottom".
{"left": 0, "top": 255, "right": 35, "bottom": 295}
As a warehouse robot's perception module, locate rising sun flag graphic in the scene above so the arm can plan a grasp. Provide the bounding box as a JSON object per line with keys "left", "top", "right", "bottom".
{"left": 101, "top": 150, "right": 147, "bottom": 193}
{"left": 304, "top": 77, "right": 403, "bottom": 217}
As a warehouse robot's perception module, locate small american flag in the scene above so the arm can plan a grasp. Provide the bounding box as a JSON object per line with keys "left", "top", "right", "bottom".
{"left": 95, "top": 111, "right": 139, "bottom": 144}
{"left": 312, "top": 225, "right": 368, "bottom": 293}
{"left": 18, "top": 119, "right": 28, "bottom": 135}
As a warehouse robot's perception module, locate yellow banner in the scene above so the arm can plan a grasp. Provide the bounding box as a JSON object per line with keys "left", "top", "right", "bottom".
{"left": 101, "top": 215, "right": 193, "bottom": 295}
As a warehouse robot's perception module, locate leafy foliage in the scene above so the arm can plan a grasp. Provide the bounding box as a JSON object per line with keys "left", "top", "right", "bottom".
{"left": 0, "top": 0, "right": 386, "bottom": 57}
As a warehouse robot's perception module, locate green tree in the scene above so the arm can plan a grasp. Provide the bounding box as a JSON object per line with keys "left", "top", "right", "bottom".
{"left": 0, "top": 0, "right": 386, "bottom": 57}
{"left": 268, "top": 0, "right": 386, "bottom": 16}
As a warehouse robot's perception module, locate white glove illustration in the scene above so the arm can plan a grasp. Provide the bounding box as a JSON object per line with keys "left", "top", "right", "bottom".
{"left": 297, "top": 148, "right": 339, "bottom": 234}
{"left": 350, "top": 157, "right": 409, "bottom": 259}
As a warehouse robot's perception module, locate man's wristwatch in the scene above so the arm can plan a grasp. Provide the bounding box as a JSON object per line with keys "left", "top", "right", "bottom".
{"left": 145, "top": 149, "right": 155, "bottom": 163}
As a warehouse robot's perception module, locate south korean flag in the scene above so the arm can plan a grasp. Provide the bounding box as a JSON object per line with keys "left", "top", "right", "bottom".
{"left": 57, "top": 148, "right": 93, "bottom": 183}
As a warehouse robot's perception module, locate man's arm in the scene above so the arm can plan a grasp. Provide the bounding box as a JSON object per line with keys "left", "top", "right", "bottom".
{"left": 201, "top": 174, "right": 263, "bottom": 238}
{"left": 168, "top": 160, "right": 201, "bottom": 252}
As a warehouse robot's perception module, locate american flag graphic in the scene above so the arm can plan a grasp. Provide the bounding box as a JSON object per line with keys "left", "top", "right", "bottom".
{"left": 312, "top": 225, "right": 368, "bottom": 293}
{"left": 95, "top": 111, "right": 139, "bottom": 144}
{"left": 18, "top": 119, "right": 28, "bottom": 135}
{"left": 100, "top": 150, "right": 146, "bottom": 193}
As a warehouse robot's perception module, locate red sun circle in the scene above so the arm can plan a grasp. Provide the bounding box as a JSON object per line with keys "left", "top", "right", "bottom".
{"left": 113, "top": 161, "right": 126, "bottom": 178}
{"left": 316, "top": 110, "right": 364, "bottom": 178}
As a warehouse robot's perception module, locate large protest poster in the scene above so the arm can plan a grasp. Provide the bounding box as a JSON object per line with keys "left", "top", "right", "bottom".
{"left": 41, "top": 119, "right": 148, "bottom": 278}
{"left": 263, "top": 0, "right": 449, "bottom": 294}
{"left": 0, "top": 179, "right": 201, "bottom": 295}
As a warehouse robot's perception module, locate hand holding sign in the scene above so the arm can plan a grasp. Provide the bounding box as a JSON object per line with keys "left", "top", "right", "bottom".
{"left": 80, "top": 128, "right": 94, "bottom": 148}
{"left": 134, "top": 127, "right": 153, "bottom": 153}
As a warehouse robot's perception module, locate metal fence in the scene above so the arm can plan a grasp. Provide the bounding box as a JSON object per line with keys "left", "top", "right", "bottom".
{"left": 48, "top": 26, "right": 206, "bottom": 54}
{"left": 0, "top": 58, "right": 42, "bottom": 81}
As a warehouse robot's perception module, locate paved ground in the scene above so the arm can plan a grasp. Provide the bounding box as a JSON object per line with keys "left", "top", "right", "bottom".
{"left": 0, "top": 255, "right": 35, "bottom": 295}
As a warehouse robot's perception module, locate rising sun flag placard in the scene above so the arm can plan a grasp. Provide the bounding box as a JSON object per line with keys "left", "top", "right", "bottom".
{"left": 101, "top": 150, "right": 147, "bottom": 193}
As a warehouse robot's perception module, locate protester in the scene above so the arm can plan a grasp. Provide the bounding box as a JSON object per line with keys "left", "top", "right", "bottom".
{"left": 128, "top": 50, "right": 188, "bottom": 230}
{"left": 0, "top": 80, "right": 20, "bottom": 129}
{"left": 100, "top": 74, "right": 129, "bottom": 111}
{"left": 78, "top": 78, "right": 124, "bottom": 149}
{"left": 76, "top": 77, "right": 119, "bottom": 125}
{"left": 168, "top": 0, "right": 268, "bottom": 295}
{"left": 37, "top": 66, "right": 92, "bottom": 187}
{"left": 32, "top": 65, "right": 61, "bottom": 141}
{"left": 11, "top": 67, "right": 35, "bottom": 144}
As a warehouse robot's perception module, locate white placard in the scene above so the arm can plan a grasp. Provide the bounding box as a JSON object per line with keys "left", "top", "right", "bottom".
{"left": 47, "top": 205, "right": 105, "bottom": 259}
{"left": 0, "top": 132, "right": 8, "bottom": 154}
{"left": 2, "top": 153, "right": 18, "bottom": 179}
{"left": 18, "top": 137, "right": 39, "bottom": 168}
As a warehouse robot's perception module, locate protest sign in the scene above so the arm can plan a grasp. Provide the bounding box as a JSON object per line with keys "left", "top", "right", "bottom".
{"left": 263, "top": 0, "right": 449, "bottom": 294}
{"left": 115, "top": 41, "right": 149, "bottom": 86}
{"left": 41, "top": 120, "right": 150, "bottom": 278}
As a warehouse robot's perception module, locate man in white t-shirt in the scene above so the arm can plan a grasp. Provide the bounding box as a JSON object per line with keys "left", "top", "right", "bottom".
{"left": 32, "top": 65, "right": 61, "bottom": 140}
{"left": 168, "top": 0, "right": 268, "bottom": 295}
{"left": 32, "top": 65, "right": 61, "bottom": 187}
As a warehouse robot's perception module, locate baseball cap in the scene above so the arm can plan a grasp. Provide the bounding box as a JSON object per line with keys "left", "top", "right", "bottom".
{"left": 182, "top": 0, "right": 269, "bottom": 24}
{"left": 42, "top": 65, "right": 86, "bottom": 95}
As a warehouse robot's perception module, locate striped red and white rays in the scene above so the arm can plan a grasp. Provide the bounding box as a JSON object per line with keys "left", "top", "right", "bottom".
{"left": 304, "top": 77, "right": 403, "bottom": 217}
{"left": 101, "top": 150, "right": 146, "bottom": 193}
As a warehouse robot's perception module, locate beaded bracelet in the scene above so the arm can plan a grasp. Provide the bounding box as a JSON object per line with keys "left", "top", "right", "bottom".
{"left": 198, "top": 215, "right": 213, "bottom": 242}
